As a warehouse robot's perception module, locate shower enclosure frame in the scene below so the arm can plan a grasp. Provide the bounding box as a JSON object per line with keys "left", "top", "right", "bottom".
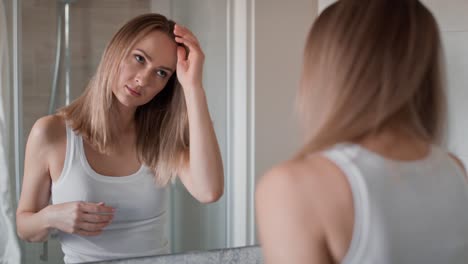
{"left": 13, "top": 0, "right": 23, "bottom": 206}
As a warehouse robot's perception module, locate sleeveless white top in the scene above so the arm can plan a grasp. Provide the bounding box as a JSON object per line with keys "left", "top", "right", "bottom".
{"left": 323, "top": 143, "right": 468, "bottom": 264}
{"left": 51, "top": 125, "right": 169, "bottom": 263}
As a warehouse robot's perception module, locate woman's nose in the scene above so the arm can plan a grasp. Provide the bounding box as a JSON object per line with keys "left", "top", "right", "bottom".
{"left": 135, "top": 70, "right": 151, "bottom": 87}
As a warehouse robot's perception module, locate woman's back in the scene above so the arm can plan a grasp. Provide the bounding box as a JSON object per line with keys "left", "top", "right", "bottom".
{"left": 257, "top": 134, "right": 468, "bottom": 264}
{"left": 323, "top": 142, "right": 468, "bottom": 263}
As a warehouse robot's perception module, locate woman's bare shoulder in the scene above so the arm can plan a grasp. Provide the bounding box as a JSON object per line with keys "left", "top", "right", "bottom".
{"left": 28, "top": 114, "right": 67, "bottom": 147}
{"left": 257, "top": 153, "right": 348, "bottom": 200}
{"left": 256, "top": 152, "right": 354, "bottom": 228}
{"left": 256, "top": 153, "right": 354, "bottom": 263}
{"left": 256, "top": 153, "right": 353, "bottom": 263}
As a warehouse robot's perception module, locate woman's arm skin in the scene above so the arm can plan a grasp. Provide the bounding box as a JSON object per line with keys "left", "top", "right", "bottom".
{"left": 256, "top": 153, "right": 355, "bottom": 264}
{"left": 16, "top": 116, "right": 114, "bottom": 242}
{"left": 256, "top": 162, "right": 333, "bottom": 264}
{"left": 173, "top": 24, "right": 224, "bottom": 203}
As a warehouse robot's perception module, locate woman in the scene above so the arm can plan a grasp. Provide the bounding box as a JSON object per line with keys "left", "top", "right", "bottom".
{"left": 256, "top": 1, "right": 468, "bottom": 263}
{"left": 16, "top": 13, "right": 224, "bottom": 263}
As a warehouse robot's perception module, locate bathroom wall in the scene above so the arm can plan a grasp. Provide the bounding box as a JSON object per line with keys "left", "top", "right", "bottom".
{"left": 254, "top": 0, "right": 317, "bottom": 183}
{"left": 253, "top": 0, "right": 318, "bottom": 243}
{"left": 420, "top": 0, "right": 468, "bottom": 166}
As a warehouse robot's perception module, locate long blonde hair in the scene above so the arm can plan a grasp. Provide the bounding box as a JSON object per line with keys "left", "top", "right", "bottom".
{"left": 58, "top": 14, "right": 189, "bottom": 185}
{"left": 297, "top": 0, "right": 446, "bottom": 157}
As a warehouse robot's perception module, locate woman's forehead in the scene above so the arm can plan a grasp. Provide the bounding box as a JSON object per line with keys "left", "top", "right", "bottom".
{"left": 132, "top": 30, "right": 177, "bottom": 68}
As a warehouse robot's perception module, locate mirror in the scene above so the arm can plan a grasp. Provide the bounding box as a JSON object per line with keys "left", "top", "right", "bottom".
{"left": 5, "top": 0, "right": 234, "bottom": 263}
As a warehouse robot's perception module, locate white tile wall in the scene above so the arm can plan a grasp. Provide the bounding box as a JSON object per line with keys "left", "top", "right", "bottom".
{"left": 421, "top": 0, "right": 468, "bottom": 31}
{"left": 443, "top": 31, "right": 468, "bottom": 156}
{"left": 426, "top": 0, "right": 468, "bottom": 160}
{"left": 459, "top": 156, "right": 468, "bottom": 168}
{"left": 320, "top": 0, "right": 468, "bottom": 32}
{"left": 318, "top": 0, "right": 335, "bottom": 12}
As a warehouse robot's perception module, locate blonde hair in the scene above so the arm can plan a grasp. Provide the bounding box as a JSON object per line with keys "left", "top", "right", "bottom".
{"left": 297, "top": 0, "right": 446, "bottom": 157}
{"left": 58, "top": 13, "right": 189, "bottom": 185}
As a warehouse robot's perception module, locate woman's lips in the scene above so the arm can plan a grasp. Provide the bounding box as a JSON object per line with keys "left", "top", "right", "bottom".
{"left": 125, "top": 85, "right": 141, "bottom": 96}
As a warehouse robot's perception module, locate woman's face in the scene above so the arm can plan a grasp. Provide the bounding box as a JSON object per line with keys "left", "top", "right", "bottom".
{"left": 114, "top": 30, "right": 178, "bottom": 108}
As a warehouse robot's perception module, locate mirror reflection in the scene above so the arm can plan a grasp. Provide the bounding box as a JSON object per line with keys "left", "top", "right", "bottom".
{"left": 3, "top": 0, "right": 231, "bottom": 263}
{"left": 17, "top": 12, "right": 225, "bottom": 264}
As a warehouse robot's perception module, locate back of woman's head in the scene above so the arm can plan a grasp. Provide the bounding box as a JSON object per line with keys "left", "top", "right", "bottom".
{"left": 298, "top": 0, "right": 446, "bottom": 155}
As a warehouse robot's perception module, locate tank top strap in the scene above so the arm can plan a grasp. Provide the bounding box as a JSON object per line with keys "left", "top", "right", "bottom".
{"left": 435, "top": 145, "right": 468, "bottom": 184}
{"left": 54, "top": 123, "right": 78, "bottom": 186}
{"left": 65, "top": 123, "right": 80, "bottom": 160}
{"left": 321, "top": 144, "right": 370, "bottom": 263}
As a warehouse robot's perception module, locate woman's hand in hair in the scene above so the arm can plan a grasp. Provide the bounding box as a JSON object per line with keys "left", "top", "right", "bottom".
{"left": 172, "top": 24, "right": 224, "bottom": 203}
{"left": 174, "top": 24, "right": 205, "bottom": 91}
{"left": 45, "top": 201, "right": 115, "bottom": 236}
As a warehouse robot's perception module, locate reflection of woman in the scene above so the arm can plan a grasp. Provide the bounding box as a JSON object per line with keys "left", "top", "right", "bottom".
{"left": 16, "top": 14, "right": 224, "bottom": 263}
{"left": 256, "top": 1, "right": 468, "bottom": 263}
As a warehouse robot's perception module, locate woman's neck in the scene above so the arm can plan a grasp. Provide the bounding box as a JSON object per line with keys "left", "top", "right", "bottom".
{"left": 358, "top": 126, "right": 430, "bottom": 161}
{"left": 114, "top": 103, "right": 137, "bottom": 133}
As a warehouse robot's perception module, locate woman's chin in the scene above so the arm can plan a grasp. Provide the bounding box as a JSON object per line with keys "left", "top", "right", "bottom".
{"left": 115, "top": 96, "right": 142, "bottom": 109}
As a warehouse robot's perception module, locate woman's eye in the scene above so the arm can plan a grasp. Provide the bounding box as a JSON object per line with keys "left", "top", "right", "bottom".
{"left": 156, "top": 70, "right": 168, "bottom": 78}
{"left": 134, "top": 55, "right": 145, "bottom": 63}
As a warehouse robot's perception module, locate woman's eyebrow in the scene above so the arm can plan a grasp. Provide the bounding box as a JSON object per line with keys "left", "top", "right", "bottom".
{"left": 135, "top": 49, "right": 174, "bottom": 73}
{"left": 136, "top": 49, "right": 153, "bottom": 62}
{"left": 158, "top": 66, "right": 174, "bottom": 73}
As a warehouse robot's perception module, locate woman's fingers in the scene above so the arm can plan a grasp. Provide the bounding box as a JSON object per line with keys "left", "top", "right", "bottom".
{"left": 71, "top": 211, "right": 112, "bottom": 237}
{"left": 174, "top": 24, "right": 200, "bottom": 46}
{"left": 175, "top": 37, "right": 203, "bottom": 58}
{"left": 80, "top": 212, "right": 113, "bottom": 223}
{"left": 73, "top": 202, "right": 114, "bottom": 236}
{"left": 78, "top": 202, "right": 115, "bottom": 215}
{"left": 173, "top": 24, "right": 205, "bottom": 88}
{"left": 177, "top": 45, "right": 188, "bottom": 65}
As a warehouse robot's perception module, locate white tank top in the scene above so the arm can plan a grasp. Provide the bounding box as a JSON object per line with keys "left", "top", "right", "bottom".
{"left": 322, "top": 143, "right": 468, "bottom": 264}
{"left": 51, "top": 125, "right": 169, "bottom": 263}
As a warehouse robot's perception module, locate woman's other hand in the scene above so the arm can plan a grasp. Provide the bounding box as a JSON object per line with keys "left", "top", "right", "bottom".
{"left": 174, "top": 24, "right": 205, "bottom": 91}
{"left": 45, "top": 201, "right": 114, "bottom": 236}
